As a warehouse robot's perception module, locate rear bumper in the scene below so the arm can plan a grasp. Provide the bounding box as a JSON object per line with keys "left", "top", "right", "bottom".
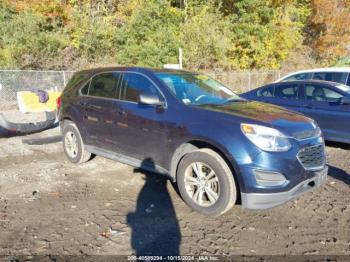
{"left": 241, "top": 166, "right": 328, "bottom": 210}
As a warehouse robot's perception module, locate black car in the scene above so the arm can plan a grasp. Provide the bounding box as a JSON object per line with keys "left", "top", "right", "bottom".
{"left": 242, "top": 80, "right": 350, "bottom": 144}
{"left": 58, "top": 67, "right": 327, "bottom": 216}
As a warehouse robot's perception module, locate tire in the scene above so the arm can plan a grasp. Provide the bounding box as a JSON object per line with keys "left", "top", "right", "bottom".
{"left": 177, "top": 148, "right": 237, "bottom": 216}
{"left": 62, "top": 121, "right": 91, "bottom": 164}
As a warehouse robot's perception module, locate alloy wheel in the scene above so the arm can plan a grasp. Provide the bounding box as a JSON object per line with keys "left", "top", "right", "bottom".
{"left": 184, "top": 162, "right": 220, "bottom": 207}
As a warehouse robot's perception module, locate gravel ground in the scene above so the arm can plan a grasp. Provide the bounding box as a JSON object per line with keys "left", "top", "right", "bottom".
{"left": 0, "top": 126, "right": 350, "bottom": 258}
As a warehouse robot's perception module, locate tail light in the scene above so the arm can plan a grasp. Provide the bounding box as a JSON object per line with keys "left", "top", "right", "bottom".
{"left": 56, "top": 96, "right": 62, "bottom": 110}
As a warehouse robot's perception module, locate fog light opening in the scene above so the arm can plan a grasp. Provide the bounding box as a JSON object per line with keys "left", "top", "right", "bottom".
{"left": 253, "top": 169, "right": 288, "bottom": 187}
{"left": 308, "top": 181, "right": 315, "bottom": 187}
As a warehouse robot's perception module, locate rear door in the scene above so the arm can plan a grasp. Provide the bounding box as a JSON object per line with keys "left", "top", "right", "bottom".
{"left": 80, "top": 72, "right": 121, "bottom": 150}
{"left": 300, "top": 83, "right": 350, "bottom": 142}
{"left": 270, "top": 83, "right": 303, "bottom": 112}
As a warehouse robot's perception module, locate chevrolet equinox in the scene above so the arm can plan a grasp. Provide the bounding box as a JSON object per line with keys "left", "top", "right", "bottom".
{"left": 58, "top": 67, "right": 328, "bottom": 216}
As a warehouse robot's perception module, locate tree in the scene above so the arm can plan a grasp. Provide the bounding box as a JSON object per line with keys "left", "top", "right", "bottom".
{"left": 226, "top": 0, "right": 308, "bottom": 69}
{"left": 306, "top": 0, "right": 350, "bottom": 64}
{"left": 116, "top": 0, "right": 183, "bottom": 67}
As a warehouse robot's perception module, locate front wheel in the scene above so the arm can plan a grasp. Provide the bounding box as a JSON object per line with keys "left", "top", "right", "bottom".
{"left": 177, "top": 148, "right": 237, "bottom": 216}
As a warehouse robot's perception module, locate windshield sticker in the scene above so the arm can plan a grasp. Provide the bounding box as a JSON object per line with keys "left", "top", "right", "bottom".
{"left": 182, "top": 98, "right": 191, "bottom": 104}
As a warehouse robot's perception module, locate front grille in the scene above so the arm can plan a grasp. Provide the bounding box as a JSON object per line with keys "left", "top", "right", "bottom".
{"left": 297, "top": 144, "right": 325, "bottom": 170}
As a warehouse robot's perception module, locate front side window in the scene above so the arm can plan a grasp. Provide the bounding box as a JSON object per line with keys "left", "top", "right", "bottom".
{"left": 89, "top": 72, "right": 120, "bottom": 98}
{"left": 155, "top": 72, "right": 241, "bottom": 105}
{"left": 275, "top": 84, "right": 299, "bottom": 100}
{"left": 305, "top": 84, "right": 343, "bottom": 102}
{"left": 312, "top": 72, "right": 348, "bottom": 84}
{"left": 120, "top": 73, "right": 160, "bottom": 102}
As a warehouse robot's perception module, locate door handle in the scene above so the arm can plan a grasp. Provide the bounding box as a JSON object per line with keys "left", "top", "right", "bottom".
{"left": 118, "top": 108, "right": 126, "bottom": 116}
{"left": 89, "top": 105, "right": 102, "bottom": 110}
{"left": 79, "top": 101, "right": 86, "bottom": 106}
{"left": 302, "top": 104, "right": 313, "bottom": 109}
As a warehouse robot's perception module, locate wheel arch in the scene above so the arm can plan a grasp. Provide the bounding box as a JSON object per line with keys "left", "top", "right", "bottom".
{"left": 61, "top": 117, "right": 88, "bottom": 144}
{"left": 170, "top": 139, "right": 242, "bottom": 202}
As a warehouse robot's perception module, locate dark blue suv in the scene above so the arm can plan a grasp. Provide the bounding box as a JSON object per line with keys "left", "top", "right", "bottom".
{"left": 58, "top": 67, "right": 328, "bottom": 216}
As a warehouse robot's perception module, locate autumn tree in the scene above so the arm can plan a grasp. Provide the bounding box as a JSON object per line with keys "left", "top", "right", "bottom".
{"left": 306, "top": 0, "right": 350, "bottom": 64}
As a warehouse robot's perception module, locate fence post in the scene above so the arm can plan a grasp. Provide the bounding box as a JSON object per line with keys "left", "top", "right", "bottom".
{"left": 62, "top": 71, "right": 66, "bottom": 88}
{"left": 248, "top": 72, "right": 252, "bottom": 90}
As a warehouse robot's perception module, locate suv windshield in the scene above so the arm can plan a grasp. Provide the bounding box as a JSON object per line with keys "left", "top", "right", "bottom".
{"left": 155, "top": 72, "right": 242, "bottom": 105}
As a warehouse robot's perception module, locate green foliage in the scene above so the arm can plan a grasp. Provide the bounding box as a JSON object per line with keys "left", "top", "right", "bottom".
{"left": 0, "top": 4, "right": 68, "bottom": 69}
{"left": 335, "top": 57, "right": 350, "bottom": 66}
{"left": 116, "top": 0, "right": 183, "bottom": 67}
{"left": 66, "top": 6, "right": 119, "bottom": 60}
{"left": 0, "top": 0, "right": 343, "bottom": 70}
{"left": 180, "top": 5, "right": 232, "bottom": 69}
{"left": 227, "top": 0, "right": 308, "bottom": 69}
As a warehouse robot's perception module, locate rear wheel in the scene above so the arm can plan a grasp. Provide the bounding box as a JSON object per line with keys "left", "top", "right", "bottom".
{"left": 62, "top": 121, "right": 91, "bottom": 164}
{"left": 177, "top": 148, "right": 237, "bottom": 216}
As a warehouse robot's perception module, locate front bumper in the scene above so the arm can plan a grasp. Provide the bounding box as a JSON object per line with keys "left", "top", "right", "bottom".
{"left": 241, "top": 166, "right": 328, "bottom": 210}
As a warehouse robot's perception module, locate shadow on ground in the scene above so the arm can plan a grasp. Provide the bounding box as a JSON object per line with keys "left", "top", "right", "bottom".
{"left": 22, "top": 135, "right": 62, "bottom": 145}
{"left": 325, "top": 141, "right": 350, "bottom": 186}
{"left": 127, "top": 158, "right": 181, "bottom": 256}
{"left": 326, "top": 141, "right": 350, "bottom": 150}
{"left": 328, "top": 165, "right": 350, "bottom": 186}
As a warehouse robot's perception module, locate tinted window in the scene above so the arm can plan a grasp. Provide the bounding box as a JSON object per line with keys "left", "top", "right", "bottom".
{"left": 89, "top": 73, "right": 120, "bottom": 98}
{"left": 283, "top": 73, "right": 312, "bottom": 81}
{"left": 312, "top": 72, "right": 348, "bottom": 84}
{"left": 275, "top": 84, "right": 299, "bottom": 99}
{"left": 80, "top": 81, "right": 90, "bottom": 95}
{"left": 257, "top": 85, "right": 274, "bottom": 97}
{"left": 347, "top": 74, "right": 350, "bottom": 86}
{"left": 305, "top": 84, "right": 343, "bottom": 102}
{"left": 120, "top": 73, "right": 159, "bottom": 102}
{"left": 65, "top": 72, "right": 89, "bottom": 91}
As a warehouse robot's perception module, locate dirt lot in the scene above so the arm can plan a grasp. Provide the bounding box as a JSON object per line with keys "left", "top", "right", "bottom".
{"left": 0, "top": 125, "right": 350, "bottom": 258}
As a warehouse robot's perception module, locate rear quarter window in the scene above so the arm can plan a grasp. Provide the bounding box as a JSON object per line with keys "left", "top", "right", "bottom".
{"left": 257, "top": 85, "right": 274, "bottom": 97}
{"left": 80, "top": 81, "right": 90, "bottom": 95}
{"left": 65, "top": 72, "right": 90, "bottom": 92}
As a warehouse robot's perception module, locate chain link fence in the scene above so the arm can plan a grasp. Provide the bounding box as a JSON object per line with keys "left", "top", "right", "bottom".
{"left": 0, "top": 69, "right": 284, "bottom": 111}
{"left": 0, "top": 70, "right": 75, "bottom": 111}
{"left": 207, "top": 70, "right": 282, "bottom": 93}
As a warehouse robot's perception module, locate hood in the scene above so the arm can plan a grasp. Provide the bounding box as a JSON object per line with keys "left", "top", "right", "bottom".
{"left": 199, "top": 101, "right": 318, "bottom": 139}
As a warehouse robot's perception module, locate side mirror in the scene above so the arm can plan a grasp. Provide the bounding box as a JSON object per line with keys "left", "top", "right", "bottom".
{"left": 139, "top": 93, "right": 164, "bottom": 106}
{"left": 340, "top": 96, "right": 350, "bottom": 105}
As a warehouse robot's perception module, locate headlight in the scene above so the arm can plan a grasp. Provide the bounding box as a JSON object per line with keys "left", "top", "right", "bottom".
{"left": 311, "top": 121, "right": 322, "bottom": 137}
{"left": 241, "top": 123, "right": 291, "bottom": 152}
